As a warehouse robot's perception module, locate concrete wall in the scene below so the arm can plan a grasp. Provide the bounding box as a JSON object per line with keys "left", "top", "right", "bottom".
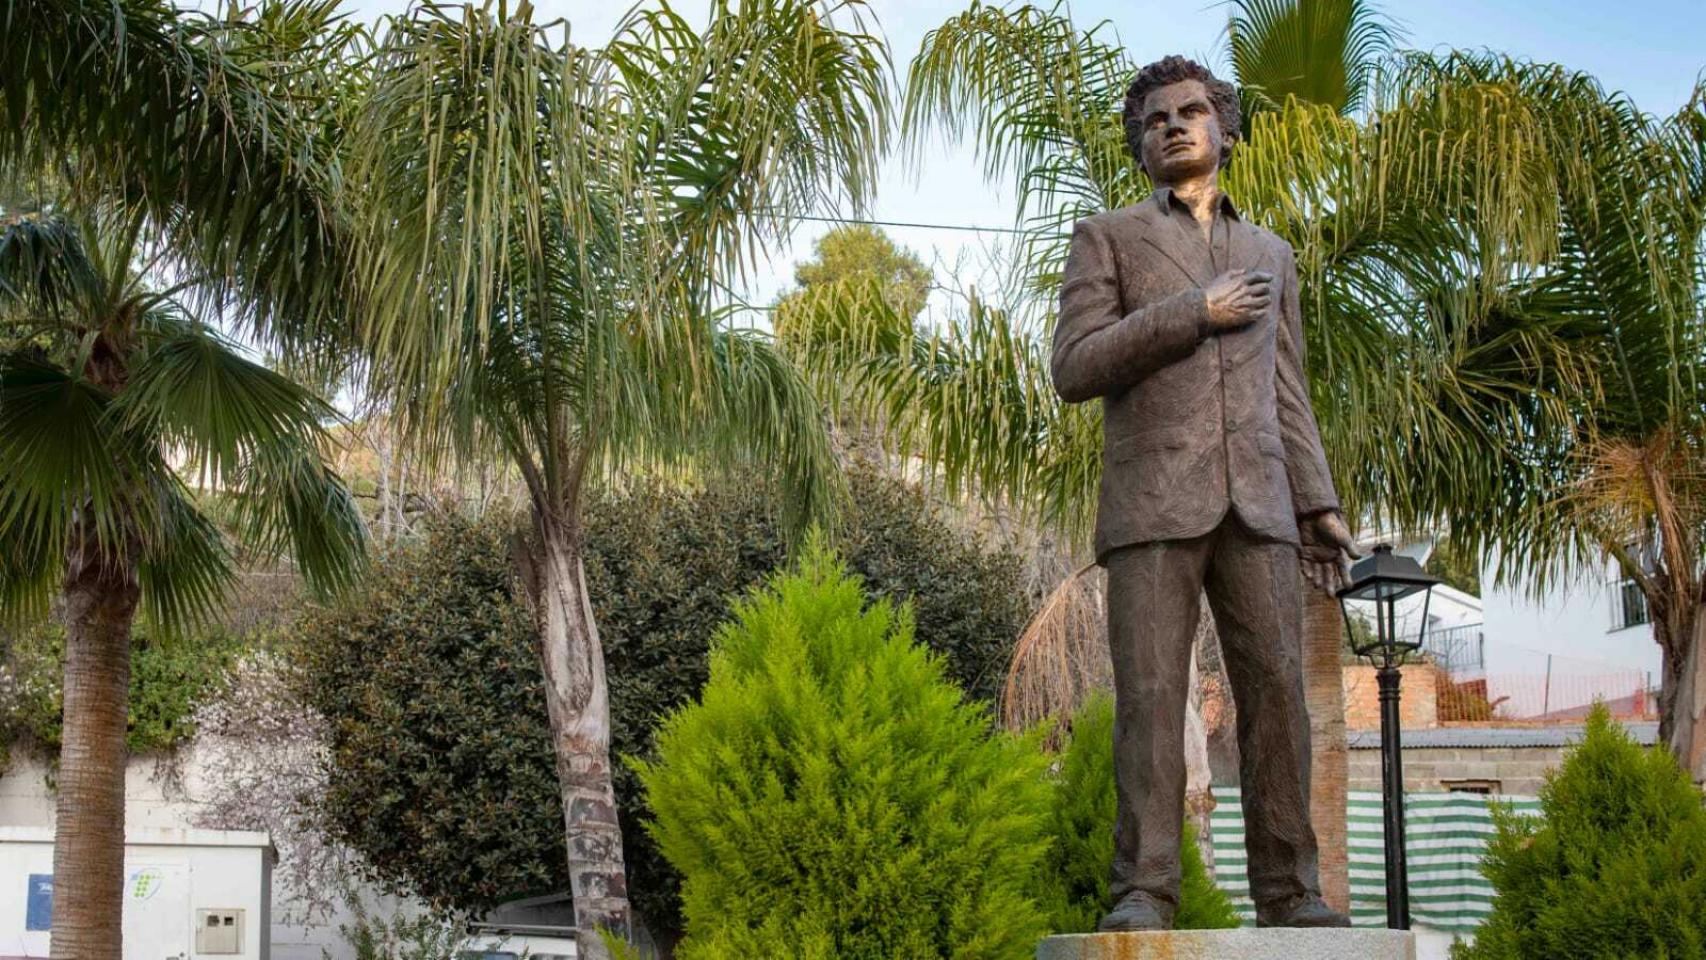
{"left": 1344, "top": 723, "right": 1659, "bottom": 795}
{"left": 1348, "top": 744, "right": 1563, "bottom": 796}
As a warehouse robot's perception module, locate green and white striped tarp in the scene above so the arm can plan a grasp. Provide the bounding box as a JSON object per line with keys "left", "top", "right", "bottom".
{"left": 1208, "top": 787, "right": 1543, "bottom": 932}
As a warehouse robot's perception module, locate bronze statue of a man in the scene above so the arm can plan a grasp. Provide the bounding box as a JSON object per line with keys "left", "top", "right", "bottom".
{"left": 1051, "top": 55, "right": 1356, "bottom": 931}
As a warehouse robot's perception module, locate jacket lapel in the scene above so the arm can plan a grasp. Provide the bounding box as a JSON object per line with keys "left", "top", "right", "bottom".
{"left": 1131, "top": 201, "right": 1215, "bottom": 288}
{"left": 1227, "top": 216, "right": 1268, "bottom": 274}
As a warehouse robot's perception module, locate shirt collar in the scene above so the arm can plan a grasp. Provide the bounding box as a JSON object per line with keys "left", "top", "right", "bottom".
{"left": 1152, "top": 185, "right": 1242, "bottom": 222}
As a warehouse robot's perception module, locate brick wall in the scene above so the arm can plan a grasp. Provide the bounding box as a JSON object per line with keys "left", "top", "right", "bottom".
{"left": 1343, "top": 662, "right": 1439, "bottom": 730}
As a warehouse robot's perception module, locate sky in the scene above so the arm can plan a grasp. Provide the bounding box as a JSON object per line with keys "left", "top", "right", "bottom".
{"left": 326, "top": 0, "right": 1706, "bottom": 312}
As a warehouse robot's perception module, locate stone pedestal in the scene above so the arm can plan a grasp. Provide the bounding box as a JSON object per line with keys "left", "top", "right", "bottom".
{"left": 1037, "top": 928, "right": 1416, "bottom": 960}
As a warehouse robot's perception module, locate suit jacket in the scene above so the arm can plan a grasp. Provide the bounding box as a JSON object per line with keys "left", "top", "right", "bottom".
{"left": 1052, "top": 189, "right": 1339, "bottom": 562}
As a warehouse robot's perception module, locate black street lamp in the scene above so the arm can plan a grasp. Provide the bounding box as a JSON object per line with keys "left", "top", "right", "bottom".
{"left": 1336, "top": 543, "right": 1443, "bottom": 931}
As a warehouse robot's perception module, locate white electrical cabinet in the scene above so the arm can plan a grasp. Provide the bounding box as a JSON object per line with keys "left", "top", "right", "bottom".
{"left": 0, "top": 827, "right": 273, "bottom": 960}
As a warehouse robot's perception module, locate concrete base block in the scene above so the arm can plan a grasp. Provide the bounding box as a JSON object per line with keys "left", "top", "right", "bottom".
{"left": 1037, "top": 928, "right": 1416, "bottom": 960}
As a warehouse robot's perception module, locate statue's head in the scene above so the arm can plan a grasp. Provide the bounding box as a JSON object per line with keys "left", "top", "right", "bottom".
{"left": 1123, "top": 55, "right": 1241, "bottom": 184}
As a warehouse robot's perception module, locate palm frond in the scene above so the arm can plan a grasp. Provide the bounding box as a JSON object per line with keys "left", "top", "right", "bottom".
{"left": 692, "top": 323, "right": 845, "bottom": 535}
{"left": 0, "top": 0, "right": 360, "bottom": 357}
{"left": 0, "top": 211, "right": 103, "bottom": 329}
{"left": 118, "top": 313, "right": 338, "bottom": 487}
{"left": 136, "top": 473, "right": 235, "bottom": 630}
{"left": 0, "top": 483, "right": 62, "bottom": 629}
{"left": 231, "top": 435, "right": 367, "bottom": 598}
{"left": 904, "top": 2, "right": 1137, "bottom": 282}
{"left": 0, "top": 356, "right": 159, "bottom": 564}
{"left": 607, "top": 0, "right": 892, "bottom": 285}
{"left": 781, "top": 273, "right": 1101, "bottom": 542}
{"left": 1227, "top": 0, "right": 1399, "bottom": 116}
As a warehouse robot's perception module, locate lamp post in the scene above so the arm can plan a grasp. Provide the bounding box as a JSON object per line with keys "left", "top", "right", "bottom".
{"left": 1336, "top": 543, "right": 1443, "bottom": 931}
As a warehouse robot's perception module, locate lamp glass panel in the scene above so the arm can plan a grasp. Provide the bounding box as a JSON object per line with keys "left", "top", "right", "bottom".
{"left": 1343, "top": 580, "right": 1429, "bottom": 603}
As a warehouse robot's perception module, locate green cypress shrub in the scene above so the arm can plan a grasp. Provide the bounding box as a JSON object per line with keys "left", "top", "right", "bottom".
{"left": 635, "top": 544, "right": 1053, "bottom": 959}
{"left": 1452, "top": 704, "right": 1706, "bottom": 959}
{"left": 1041, "top": 693, "right": 1241, "bottom": 932}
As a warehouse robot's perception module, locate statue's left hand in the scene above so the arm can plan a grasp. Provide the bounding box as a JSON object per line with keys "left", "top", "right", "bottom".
{"left": 1299, "top": 510, "right": 1360, "bottom": 594}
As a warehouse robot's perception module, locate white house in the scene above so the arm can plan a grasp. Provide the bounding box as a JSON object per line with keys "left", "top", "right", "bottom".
{"left": 1479, "top": 552, "right": 1659, "bottom": 718}
{"left": 1349, "top": 534, "right": 1658, "bottom": 720}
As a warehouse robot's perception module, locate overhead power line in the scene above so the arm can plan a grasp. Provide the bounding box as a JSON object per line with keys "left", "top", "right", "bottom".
{"left": 785, "top": 213, "right": 1039, "bottom": 236}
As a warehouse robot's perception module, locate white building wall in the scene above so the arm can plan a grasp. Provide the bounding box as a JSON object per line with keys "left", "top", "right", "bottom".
{"left": 0, "top": 748, "right": 418, "bottom": 960}
{"left": 0, "top": 827, "right": 271, "bottom": 960}
{"left": 1479, "top": 553, "right": 1660, "bottom": 716}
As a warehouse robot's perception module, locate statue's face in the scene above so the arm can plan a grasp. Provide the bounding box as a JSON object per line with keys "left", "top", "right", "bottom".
{"left": 1137, "top": 79, "right": 1224, "bottom": 184}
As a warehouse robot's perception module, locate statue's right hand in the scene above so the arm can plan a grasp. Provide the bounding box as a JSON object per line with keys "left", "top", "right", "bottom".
{"left": 1204, "top": 268, "right": 1274, "bottom": 332}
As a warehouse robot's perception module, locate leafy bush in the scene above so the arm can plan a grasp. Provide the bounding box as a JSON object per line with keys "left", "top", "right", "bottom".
{"left": 0, "top": 623, "right": 242, "bottom": 769}
{"left": 295, "top": 469, "right": 1030, "bottom": 933}
{"left": 1041, "top": 694, "right": 1240, "bottom": 932}
{"left": 295, "top": 516, "right": 563, "bottom": 910}
{"left": 635, "top": 545, "right": 1053, "bottom": 959}
{"left": 1452, "top": 704, "right": 1706, "bottom": 959}
{"left": 328, "top": 902, "right": 460, "bottom": 960}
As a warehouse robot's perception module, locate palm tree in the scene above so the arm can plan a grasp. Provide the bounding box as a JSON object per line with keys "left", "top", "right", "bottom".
{"left": 787, "top": 0, "right": 1706, "bottom": 911}
{"left": 788, "top": 0, "right": 1430, "bottom": 907}
{"left": 0, "top": 199, "right": 365, "bottom": 960}
{"left": 1, "top": 4, "right": 367, "bottom": 957}
{"left": 338, "top": 2, "right": 889, "bottom": 950}
{"left": 1226, "top": 3, "right": 1397, "bottom": 905}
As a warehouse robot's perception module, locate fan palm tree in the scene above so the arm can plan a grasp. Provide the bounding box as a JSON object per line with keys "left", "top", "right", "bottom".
{"left": 339, "top": 2, "right": 889, "bottom": 950}
{"left": 1, "top": 4, "right": 369, "bottom": 957}
{"left": 0, "top": 199, "right": 365, "bottom": 960}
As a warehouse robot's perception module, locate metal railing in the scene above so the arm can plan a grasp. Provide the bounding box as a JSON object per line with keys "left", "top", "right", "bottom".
{"left": 1421, "top": 623, "right": 1485, "bottom": 673}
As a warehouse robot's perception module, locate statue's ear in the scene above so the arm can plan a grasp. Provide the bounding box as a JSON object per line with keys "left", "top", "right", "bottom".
{"left": 1219, "top": 134, "right": 1240, "bottom": 169}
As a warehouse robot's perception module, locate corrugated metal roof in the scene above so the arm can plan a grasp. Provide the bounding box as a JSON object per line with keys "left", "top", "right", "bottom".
{"left": 1347, "top": 722, "right": 1660, "bottom": 749}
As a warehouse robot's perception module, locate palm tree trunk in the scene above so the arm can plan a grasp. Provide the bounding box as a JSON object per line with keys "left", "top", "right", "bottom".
{"left": 52, "top": 529, "right": 139, "bottom": 960}
{"left": 1658, "top": 606, "right": 1706, "bottom": 785}
{"left": 520, "top": 511, "right": 630, "bottom": 959}
{"left": 1302, "top": 587, "right": 1349, "bottom": 912}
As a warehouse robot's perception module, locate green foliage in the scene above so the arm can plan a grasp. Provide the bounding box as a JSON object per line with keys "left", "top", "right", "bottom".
{"left": 0, "top": 623, "right": 243, "bottom": 762}
{"left": 295, "top": 469, "right": 1030, "bottom": 933}
{"left": 1041, "top": 694, "right": 1241, "bottom": 933}
{"left": 790, "top": 224, "right": 933, "bottom": 321}
{"left": 327, "top": 902, "right": 461, "bottom": 960}
{"left": 295, "top": 516, "right": 562, "bottom": 911}
{"left": 635, "top": 544, "right": 1053, "bottom": 959}
{"left": 1452, "top": 705, "right": 1706, "bottom": 960}
{"left": 828, "top": 470, "right": 1029, "bottom": 704}
{"left": 0, "top": 205, "right": 367, "bottom": 631}
{"left": 1427, "top": 535, "right": 1482, "bottom": 597}
{"left": 1226, "top": 0, "right": 1399, "bottom": 117}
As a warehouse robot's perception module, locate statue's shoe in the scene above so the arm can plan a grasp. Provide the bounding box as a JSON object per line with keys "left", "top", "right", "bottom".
{"left": 1097, "top": 894, "right": 1171, "bottom": 932}
{"left": 1255, "top": 893, "right": 1353, "bottom": 928}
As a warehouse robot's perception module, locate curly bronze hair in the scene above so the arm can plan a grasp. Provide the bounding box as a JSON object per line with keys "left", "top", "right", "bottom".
{"left": 1122, "top": 55, "right": 1241, "bottom": 171}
